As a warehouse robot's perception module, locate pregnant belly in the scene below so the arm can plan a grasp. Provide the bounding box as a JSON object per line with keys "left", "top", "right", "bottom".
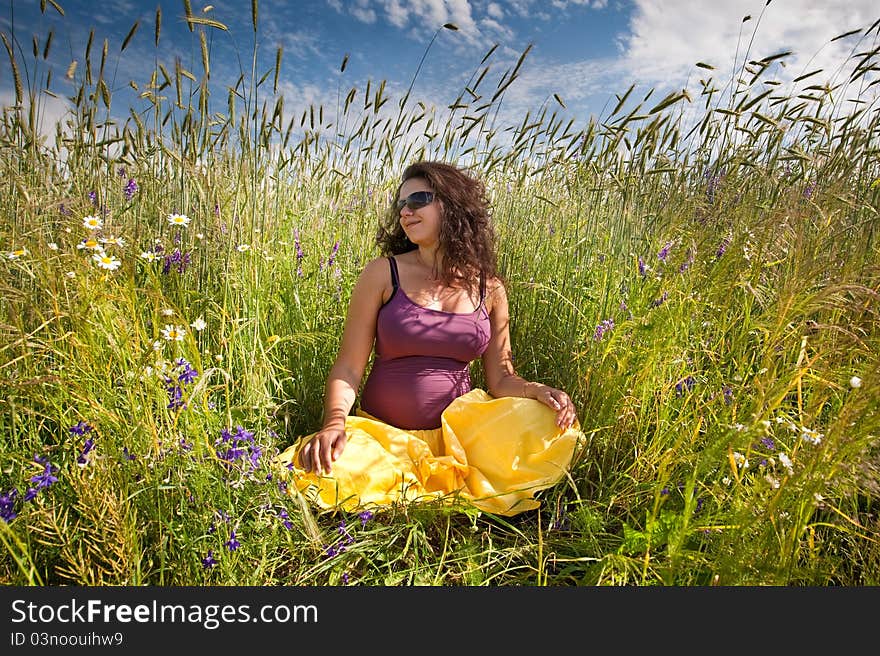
{"left": 360, "top": 357, "right": 472, "bottom": 430}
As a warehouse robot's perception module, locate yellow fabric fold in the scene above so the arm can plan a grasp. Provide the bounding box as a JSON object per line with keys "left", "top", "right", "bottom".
{"left": 275, "top": 389, "right": 585, "bottom": 517}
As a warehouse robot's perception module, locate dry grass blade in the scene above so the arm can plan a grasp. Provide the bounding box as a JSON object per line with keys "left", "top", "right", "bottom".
{"left": 120, "top": 20, "right": 139, "bottom": 52}
{"left": 200, "top": 30, "right": 209, "bottom": 78}
{"left": 184, "top": 0, "right": 194, "bottom": 32}
{"left": 154, "top": 6, "right": 161, "bottom": 47}
{"left": 1, "top": 33, "right": 22, "bottom": 105}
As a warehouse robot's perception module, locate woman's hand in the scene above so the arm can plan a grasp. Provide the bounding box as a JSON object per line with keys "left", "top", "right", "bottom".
{"left": 298, "top": 426, "right": 348, "bottom": 475}
{"left": 531, "top": 383, "right": 578, "bottom": 430}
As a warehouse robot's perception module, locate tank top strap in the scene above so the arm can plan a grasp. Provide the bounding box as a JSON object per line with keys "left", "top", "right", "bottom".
{"left": 388, "top": 256, "right": 400, "bottom": 291}
{"left": 479, "top": 270, "right": 486, "bottom": 305}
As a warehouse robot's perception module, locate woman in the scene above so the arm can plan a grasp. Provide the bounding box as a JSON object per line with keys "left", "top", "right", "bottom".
{"left": 278, "top": 161, "right": 584, "bottom": 516}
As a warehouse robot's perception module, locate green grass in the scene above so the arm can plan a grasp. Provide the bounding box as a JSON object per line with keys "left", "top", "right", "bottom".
{"left": 1, "top": 3, "right": 878, "bottom": 586}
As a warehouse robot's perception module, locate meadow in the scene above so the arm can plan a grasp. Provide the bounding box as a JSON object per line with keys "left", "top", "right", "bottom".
{"left": 1, "top": 3, "right": 879, "bottom": 586}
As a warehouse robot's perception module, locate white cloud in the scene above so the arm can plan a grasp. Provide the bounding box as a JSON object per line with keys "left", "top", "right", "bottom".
{"left": 621, "top": 0, "right": 880, "bottom": 95}
{"left": 486, "top": 3, "right": 505, "bottom": 20}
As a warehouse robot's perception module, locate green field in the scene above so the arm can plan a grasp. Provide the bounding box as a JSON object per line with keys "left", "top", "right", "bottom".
{"left": 1, "top": 4, "right": 879, "bottom": 586}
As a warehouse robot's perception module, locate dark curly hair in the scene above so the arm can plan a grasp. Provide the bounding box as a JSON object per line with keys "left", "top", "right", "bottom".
{"left": 376, "top": 161, "right": 499, "bottom": 293}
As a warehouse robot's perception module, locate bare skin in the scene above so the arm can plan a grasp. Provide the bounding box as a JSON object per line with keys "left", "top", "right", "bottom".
{"left": 298, "top": 177, "right": 578, "bottom": 475}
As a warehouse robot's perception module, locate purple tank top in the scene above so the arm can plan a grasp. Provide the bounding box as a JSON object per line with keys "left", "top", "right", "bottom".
{"left": 360, "top": 256, "right": 491, "bottom": 429}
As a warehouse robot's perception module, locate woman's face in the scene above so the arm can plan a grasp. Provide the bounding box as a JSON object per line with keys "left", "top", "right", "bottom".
{"left": 397, "top": 177, "right": 441, "bottom": 249}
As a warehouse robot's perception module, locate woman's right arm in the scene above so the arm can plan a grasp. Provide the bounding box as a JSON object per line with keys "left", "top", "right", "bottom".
{"left": 298, "top": 257, "right": 388, "bottom": 474}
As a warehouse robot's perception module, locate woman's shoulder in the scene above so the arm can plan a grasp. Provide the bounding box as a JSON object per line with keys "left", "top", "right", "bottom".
{"left": 483, "top": 275, "right": 507, "bottom": 313}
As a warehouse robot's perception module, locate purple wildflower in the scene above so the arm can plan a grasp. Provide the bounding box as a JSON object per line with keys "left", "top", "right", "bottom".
{"left": 715, "top": 237, "right": 730, "bottom": 259}
{"left": 76, "top": 437, "right": 96, "bottom": 466}
{"left": 358, "top": 510, "right": 374, "bottom": 527}
{"left": 88, "top": 191, "right": 97, "bottom": 205}
{"left": 679, "top": 248, "right": 694, "bottom": 273}
{"left": 675, "top": 376, "right": 696, "bottom": 397}
{"left": 123, "top": 178, "right": 138, "bottom": 201}
{"left": 29, "top": 462, "right": 59, "bottom": 490}
{"left": 638, "top": 257, "right": 648, "bottom": 278}
{"left": 723, "top": 386, "right": 734, "bottom": 405}
{"left": 593, "top": 318, "right": 615, "bottom": 341}
{"left": 658, "top": 242, "right": 673, "bottom": 262}
{"left": 650, "top": 291, "right": 668, "bottom": 308}
{"left": 202, "top": 550, "right": 217, "bottom": 568}
{"left": 327, "top": 241, "right": 340, "bottom": 268}
{"left": 761, "top": 437, "right": 776, "bottom": 451}
{"left": 225, "top": 530, "right": 240, "bottom": 551}
{"left": 162, "top": 248, "right": 192, "bottom": 275}
{"left": 69, "top": 420, "right": 93, "bottom": 437}
{"left": 23, "top": 488, "right": 38, "bottom": 502}
{"left": 122, "top": 446, "right": 136, "bottom": 461}
{"left": 59, "top": 203, "right": 71, "bottom": 216}
{"left": 0, "top": 489, "right": 18, "bottom": 523}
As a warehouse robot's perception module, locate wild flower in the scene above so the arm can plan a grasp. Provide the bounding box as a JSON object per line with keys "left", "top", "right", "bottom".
{"left": 88, "top": 191, "right": 97, "bottom": 205}
{"left": 294, "top": 230, "right": 305, "bottom": 276}
{"left": 638, "top": 256, "right": 648, "bottom": 277}
{"left": 722, "top": 386, "right": 734, "bottom": 405}
{"left": 715, "top": 237, "right": 731, "bottom": 259}
{"left": 760, "top": 437, "right": 776, "bottom": 451}
{"left": 76, "top": 437, "right": 96, "bottom": 467}
{"left": 778, "top": 452, "right": 794, "bottom": 475}
{"left": 202, "top": 550, "right": 217, "bottom": 568}
{"left": 236, "top": 244, "right": 250, "bottom": 252}
{"left": 278, "top": 509, "right": 294, "bottom": 530}
{"left": 167, "top": 213, "right": 191, "bottom": 228}
{"left": 190, "top": 317, "right": 207, "bottom": 332}
{"left": 123, "top": 178, "right": 138, "bottom": 200}
{"left": 83, "top": 215, "right": 103, "bottom": 230}
{"left": 327, "top": 241, "right": 339, "bottom": 268}
{"left": 593, "top": 318, "right": 614, "bottom": 341}
{"left": 162, "top": 248, "right": 191, "bottom": 274}
{"left": 0, "top": 489, "right": 18, "bottom": 523}
{"left": 732, "top": 452, "right": 749, "bottom": 470}
{"left": 7, "top": 247, "right": 28, "bottom": 259}
{"left": 29, "top": 460, "right": 59, "bottom": 490}
{"left": 99, "top": 236, "right": 126, "bottom": 248}
{"left": 225, "top": 530, "right": 241, "bottom": 551}
{"left": 48, "top": 242, "right": 58, "bottom": 250}
{"left": 657, "top": 242, "right": 673, "bottom": 262}
{"left": 176, "top": 358, "right": 199, "bottom": 384}
{"left": 93, "top": 252, "right": 122, "bottom": 271}
{"left": 800, "top": 428, "right": 823, "bottom": 445}
{"left": 675, "top": 376, "right": 696, "bottom": 397}
{"left": 358, "top": 510, "right": 373, "bottom": 527}
{"left": 77, "top": 238, "right": 103, "bottom": 251}
{"left": 140, "top": 251, "right": 160, "bottom": 262}
{"left": 850, "top": 376, "right": 862, "bottom": 389}
{"left": 161, "top": 325, "right": 186, "bottom": 341}
{"left": 679, "top": 248, "right": 694, "bottom": 273}
{"left": 650, "top": 291, "right": 668, "bottom": 308}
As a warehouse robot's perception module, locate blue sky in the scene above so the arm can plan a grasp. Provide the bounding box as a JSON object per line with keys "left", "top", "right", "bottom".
{"left": 2, "top": 0, "right": 878, "bottom": 141}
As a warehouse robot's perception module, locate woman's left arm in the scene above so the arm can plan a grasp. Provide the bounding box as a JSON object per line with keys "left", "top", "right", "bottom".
{"left": 481, "top": 280, "right": 578, "bottom": 430}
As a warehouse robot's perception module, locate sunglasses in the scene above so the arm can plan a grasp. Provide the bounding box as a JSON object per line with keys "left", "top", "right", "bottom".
{"left": 395, "top": 190, "right": 434, "bottom": 212}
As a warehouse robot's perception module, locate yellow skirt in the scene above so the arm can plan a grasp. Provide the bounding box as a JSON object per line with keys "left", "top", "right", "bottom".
{"left": 275, "top": 389, "right": 585, "bottom": 517}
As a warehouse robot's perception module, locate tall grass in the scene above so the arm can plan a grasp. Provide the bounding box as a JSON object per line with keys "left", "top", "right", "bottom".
{"left": 1, "top": 2, "right": 878, "bottom": 585}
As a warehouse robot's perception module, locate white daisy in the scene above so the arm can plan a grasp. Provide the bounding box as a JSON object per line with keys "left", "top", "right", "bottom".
{"left": 83, "top": 215, "right": 103, "bottom": 230}
{"left": 99, "top": 236, "right": 126, "bottom": 248}
{"left": 7, "top": 248, "right": 28, "bottom": 259}
{"left": 77, "top": 238, "right": 103, "bottom": 251}
{"left": 47, "top": 242, "right": 58, "bottom": 250}
{"left": 167, "top": 213, "right": 191, "bottom": 228}
{"left": 160, "top": 324, "right": 186, "bottom": 341}
{"left": 778, "top": 452, "right": 794, "bottom": 475}
{"left": 140, "top": 251, "right": 160, "bottom": 262}
{"left": 161, "top": 308, "right": 174, "bottom": 316}
{"left": 236, "top": 244, "right": 250, "bottom": 252}
{"left": 190, "top": 317, "right": 207, "bottom": 331}
{"left": 93, "top": 252, "right": 122, "bottom": 271}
